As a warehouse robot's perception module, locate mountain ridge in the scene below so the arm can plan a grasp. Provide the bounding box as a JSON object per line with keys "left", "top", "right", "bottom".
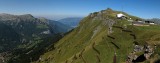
{"left": 35, "top": 8, "right": 160, "bottom": 63}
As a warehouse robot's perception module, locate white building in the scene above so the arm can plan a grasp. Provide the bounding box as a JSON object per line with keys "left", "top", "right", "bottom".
{"left": 116, "top": 13, "right": 125, "bottom": 18}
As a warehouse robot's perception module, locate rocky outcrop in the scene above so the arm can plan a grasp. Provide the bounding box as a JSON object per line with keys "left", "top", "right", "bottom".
{"left": 106, "top": 19, "right": 115, "bottom": 34}
{"left": 126, "top": 44, "right": 155, "bottom": 63}
{"left": 91, "top": 26, "right": 101, "bottom": 39}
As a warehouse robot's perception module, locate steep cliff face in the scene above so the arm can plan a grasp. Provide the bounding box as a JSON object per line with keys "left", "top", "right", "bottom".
{"left": 35, "top": 8, "right": 160, "bottom": 63}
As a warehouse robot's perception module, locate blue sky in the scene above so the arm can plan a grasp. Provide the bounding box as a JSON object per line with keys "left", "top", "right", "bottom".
{"left": 0, "top": 0, "right": 160, "bottom": 20}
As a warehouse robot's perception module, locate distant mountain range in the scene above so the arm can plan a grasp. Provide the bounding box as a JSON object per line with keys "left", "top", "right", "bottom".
{"left": 57, "top": 17, "right": 83, "bottom": 27}
{"left": 0, "top": 13, "right": 71, "bottom": 63}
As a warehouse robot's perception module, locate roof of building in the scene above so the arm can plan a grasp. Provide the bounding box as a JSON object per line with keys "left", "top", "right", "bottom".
{"left": 116, "top": 13, "right": 125, "bottom": 17}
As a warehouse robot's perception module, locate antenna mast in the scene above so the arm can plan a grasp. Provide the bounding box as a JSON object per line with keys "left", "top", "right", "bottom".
{"left": 122, "top": 5, "right": 124, "bottom": 12}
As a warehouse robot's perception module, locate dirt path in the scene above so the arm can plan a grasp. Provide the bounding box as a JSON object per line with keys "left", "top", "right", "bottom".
{"left": 79, "top": 49, "right": 86, "bottom": 63}
{"left": 92, "top": 42, "right": 101, "bottom": 63}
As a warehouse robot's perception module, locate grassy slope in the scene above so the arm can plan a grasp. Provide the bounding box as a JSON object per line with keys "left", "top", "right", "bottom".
{"left": 34, "top": 9, "right": 160, "bottom": 63}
